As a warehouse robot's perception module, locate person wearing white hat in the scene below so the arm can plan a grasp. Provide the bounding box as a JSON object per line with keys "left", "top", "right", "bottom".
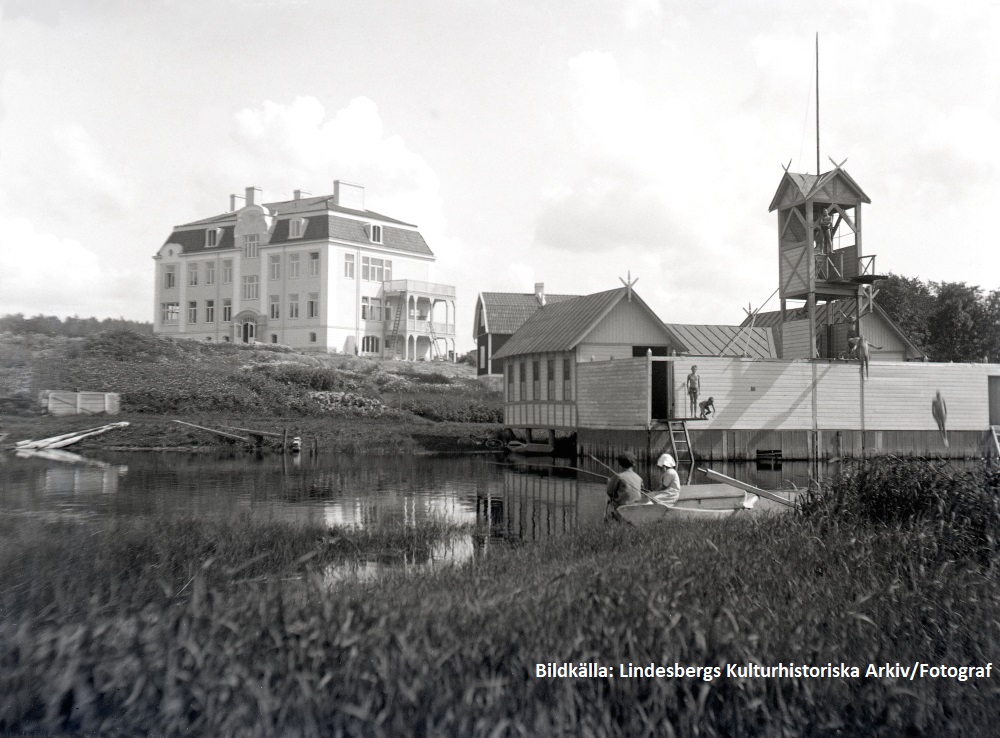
{"left": 653, "top": 453, "right": 681, "bottom": 506}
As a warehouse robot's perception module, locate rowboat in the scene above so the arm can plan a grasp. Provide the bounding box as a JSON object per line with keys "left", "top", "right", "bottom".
{"left": 698, "top": 468, "right": 797, "bottom": 508}
{"left": 506, "top": 440, "right": 555, "bottom": 455}
{"left": 14, "top": 422, "right": 130, "bottom": 451}
{"left": 616, "top": 482, "right": 759, "bottom": 524}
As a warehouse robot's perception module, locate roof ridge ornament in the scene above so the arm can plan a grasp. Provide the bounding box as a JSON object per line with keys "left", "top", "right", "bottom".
{"left": 619, "top": 271, "right": 638, "bottom": 302}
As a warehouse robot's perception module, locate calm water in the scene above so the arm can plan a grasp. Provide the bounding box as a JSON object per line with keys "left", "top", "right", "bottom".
{"left": 0, "top": 449, "right": 811, "bottom": 576}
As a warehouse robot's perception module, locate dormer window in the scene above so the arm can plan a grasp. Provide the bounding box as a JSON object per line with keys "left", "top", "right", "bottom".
{"left": 206, "top": 229, "right": 221, "bottom": 248}
{"left": 289, "top": 218, "right": 307, "bottom": 239}
{"left": 370, "top": 224, "right": 382, "bottom": 244}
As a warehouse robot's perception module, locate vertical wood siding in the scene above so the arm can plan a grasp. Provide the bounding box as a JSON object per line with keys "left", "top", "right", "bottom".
{"left": 582, "top": 299, "right": 674, "bottom": 345}
{"left": 782, "top": 320, "right": 813, "bottom": 359}
{"left": 577, "top": 358, "right": 648, "bottom": 429}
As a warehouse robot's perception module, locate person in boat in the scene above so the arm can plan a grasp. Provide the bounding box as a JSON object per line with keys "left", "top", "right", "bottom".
{"left": 652, "top": 453, "right": 681, "bottom": 507}
{"left": 606, "top": 452, "right": 643, "bottom": 512}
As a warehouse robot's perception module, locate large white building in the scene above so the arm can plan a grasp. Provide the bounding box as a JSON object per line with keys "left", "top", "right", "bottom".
{"left": 153, "top": 181, "right": 456, "bottom": 359}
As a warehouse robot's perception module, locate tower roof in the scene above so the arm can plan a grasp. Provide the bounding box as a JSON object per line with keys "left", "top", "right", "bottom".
{"left": 768, "top": 167, "right": 871, "bottom": 212}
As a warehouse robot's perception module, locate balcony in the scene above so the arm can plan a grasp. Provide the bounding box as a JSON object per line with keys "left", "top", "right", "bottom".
{"left": 382, "top": 279, "right": 455, "bottom": 298}
{"left": 385, "top": 317, "right": 455, "bottom": 337}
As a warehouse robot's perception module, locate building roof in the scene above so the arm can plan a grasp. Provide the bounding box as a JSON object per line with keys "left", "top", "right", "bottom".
{"left": 742, "top": 299, "right": 926, "bottom": 358}
{"left": 179, "top": 194, "right": 416, "bottom": 228}
{"left": 664, "top": 324, "right": 778, "bottom": 359}
{"left": 492, "top": 287, "right": 688, "bottom": 360}
{"left": 476, "top": 292, "right": 581, "bottom": 336}
{"left": 164, "top": 213, "right": 432, "bottom": 258}
{"left": 768, "top": 167, "right": 872, "bottom": 212}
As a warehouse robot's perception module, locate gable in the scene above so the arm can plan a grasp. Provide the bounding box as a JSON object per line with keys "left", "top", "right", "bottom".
{"left": 583, "top": 298, "right": 676, "bottom": 345}
{"left": 769, "top": 168, "right": 871, "bottom": 212}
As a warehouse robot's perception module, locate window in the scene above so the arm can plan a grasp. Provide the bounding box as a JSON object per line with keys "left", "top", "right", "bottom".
{"left": 309, "top": 332, "right": 317, "bottom": 343}
{"left": 532, "top": 360, "right": 540, "bottom": 400}
{"left": 288, "top": 294, "right": 299, "bottom": 319}
{"left": 242, "top": 275, "right": 259, "bottom": 300}
{"left": 188, "top": 301, "right": 197, "bottom": 324}
{"left": 270, "top": 334, "right": 278, "bottom": 344}
{"left": 519, "top": 362, "right": 526, "bottom": 400}
{"left": 289, "top": 218, "right": 306, "bottom": 239}
{"left": 222, "top": 298, "right": 232, "bottom": 322}
{"left": 205, "top": 300, "right": 215, "bottom": 323}
{"left": 206, "top": 229, "right": 218, "bottom": 248}
{"left": 361, "top": 256, "right": 392, "bottom": 282}
{"left": 307, "top": 293, "right": 319, "bottom": 318}
{"left": 547, "top": 359, "right": 555, "bottom": 399}
{"left": 161, "top": 302, "right": 179, "bottom": 324}
{"left": 269, "top": 254, "right": 281, "bottom": 280}
{"left": 562, "top": 359, "right": 572, "bottom": 401}
{"left": 288, "top": 253, "right": 300, "bottom": 279}
{"left": 163, "top": 265, "right": 176, "bottom": 289}
{"left": 344, "top": 253, "right": 355, "bottom": 279}
{"left": 479, "top": 346, "right": 486, "bottom": 370}
{"left": 309, "top": 251, "right": 320, "bottom": 277}
{"left": 507, "top": 363, "right": 514, "bottom": 400}
{"left": 188, "top": 263, "right": 198, "bottom": 287}
{"left": 269, "top": 295, "right": 280, "bottom": 319}
{"left": 361, "top": 297, "right": 382, "bottom": 321}
{"left": 361, "top": 336, "right": 380, "bottom": 353}
{"left": 243, "top": 234, "right": 259, "bottom": 259}
{"left": 222, "top": 259, "right": 233, "bottom": 284}
{"left": 205, "top": 262, "right": 216, "bottom": 285}
{"left": 370, "top": 224, "right": 382, "bottom": 244}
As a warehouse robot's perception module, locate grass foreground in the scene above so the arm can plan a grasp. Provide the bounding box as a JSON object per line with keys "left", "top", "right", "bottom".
{"left": 2, "top": 458, "right": 1000, "bottom": 736}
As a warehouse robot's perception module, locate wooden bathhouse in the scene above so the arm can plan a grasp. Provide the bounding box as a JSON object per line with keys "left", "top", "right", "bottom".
{"left": 494, "top": 165, "right": 1000, "bottom": 463}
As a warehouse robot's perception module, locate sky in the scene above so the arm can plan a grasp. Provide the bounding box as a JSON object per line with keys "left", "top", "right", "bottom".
{"left": 1, "top": 0, "right": 997, "bottom": 352}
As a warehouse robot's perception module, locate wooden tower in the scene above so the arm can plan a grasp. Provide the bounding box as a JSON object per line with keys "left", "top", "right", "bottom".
{"left": 768, "top": 166, "right": 881, "bottom": 359}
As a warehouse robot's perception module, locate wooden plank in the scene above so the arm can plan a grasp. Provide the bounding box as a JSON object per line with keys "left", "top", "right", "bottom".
{"left": 699, "top": 468, "right": 795, "bottom": 507}
{"left": 173, "top": 420, "right": 252, "bottom": 443}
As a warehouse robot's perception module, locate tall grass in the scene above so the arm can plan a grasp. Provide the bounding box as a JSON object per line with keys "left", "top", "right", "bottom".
{"left": 2, "top": 461, "right": 1000, "bottom": 735}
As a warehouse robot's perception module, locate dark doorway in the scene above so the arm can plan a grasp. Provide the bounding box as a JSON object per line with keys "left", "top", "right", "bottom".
{"left": 989, "top": 376, "right": 1000, "bottom": 425}
{"left": 633, "top": 346, "right": 670, "bottom": 420}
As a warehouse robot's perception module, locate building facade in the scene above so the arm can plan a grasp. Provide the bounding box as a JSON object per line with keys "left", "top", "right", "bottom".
{"left": 153, "top": 181, "right": 456, "bottom": 359}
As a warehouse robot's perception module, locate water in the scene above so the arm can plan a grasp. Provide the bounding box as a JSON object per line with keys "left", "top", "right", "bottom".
{"left": 1, "top": 449, "right": 809, "bottom": 577}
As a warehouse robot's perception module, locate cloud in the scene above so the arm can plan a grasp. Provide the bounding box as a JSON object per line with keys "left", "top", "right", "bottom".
{"left": 53, "top": 124, "right": 135, "bottom": 211}
{"left": 0, "top": 216, "right": 117, "bottom": 316}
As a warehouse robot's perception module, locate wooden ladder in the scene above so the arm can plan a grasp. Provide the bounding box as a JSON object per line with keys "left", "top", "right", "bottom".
{"left": 667, "top": 420, "right": 696, "bottom": 484}
{"left": 428, "top": 322, "right": 442, "bottom": 360}
{"left": 387, "top": 304, "right": 403, "bottom": 358}
{"left": 991, "top": 426, "right": 1000, "bottom": 458}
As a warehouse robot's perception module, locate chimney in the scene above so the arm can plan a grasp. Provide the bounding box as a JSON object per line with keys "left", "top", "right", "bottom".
{"left": 293, "top": 189, "right": 311, "bottom": 200}
{"left": 244, "top": 186, "right": 262, "bottom": 206}
{"left": 332, "top": 180, "right": 365, "bottom": 210}
{"left": 534, "top": 282, "right": 545, "bottom": 306}
{"left": 229, "top": 194, "right": 245, "bottom": 212}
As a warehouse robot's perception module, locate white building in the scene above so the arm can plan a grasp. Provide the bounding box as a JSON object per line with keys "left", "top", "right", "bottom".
{"left": 153, "top": 181, "right": 456, "bottom": 359}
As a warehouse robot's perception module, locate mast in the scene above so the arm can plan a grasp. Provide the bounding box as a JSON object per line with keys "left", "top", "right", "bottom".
{"left": 815, "top": 32, "right": 820, "bottom": 175}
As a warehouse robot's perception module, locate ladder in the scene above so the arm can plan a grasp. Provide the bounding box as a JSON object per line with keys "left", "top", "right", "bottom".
{"left": 991, "top": 426, "right": 1000, "bottom": 458}
{"left": 428, "top": 321, "right": 442, "bottom": 360}
{"left": 387, "top": 303, "right": 403, "bottom": 358}
{"left": 667, "top": 420, "right": 696, "bottom": 484}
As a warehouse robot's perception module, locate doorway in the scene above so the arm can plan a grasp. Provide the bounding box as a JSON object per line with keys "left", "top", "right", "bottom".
{"left": 633, "top": 346, "right": 671, "bottom": 420}
{"left": 989, "top": 376, "right": 1000, "bottom": 425}
{"left": 240, "top": 319, "right": 256, "bottom": 344}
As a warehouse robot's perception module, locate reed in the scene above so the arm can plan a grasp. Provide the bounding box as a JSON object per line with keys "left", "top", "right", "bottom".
{"left": 1, "top": 464, "right": 999, "bottom": 735}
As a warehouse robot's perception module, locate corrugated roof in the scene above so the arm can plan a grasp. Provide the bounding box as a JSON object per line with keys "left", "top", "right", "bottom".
{"left": 743, "top": 299, "right": 925, "bottom": 358}
{"left": 665, "top": 324, "right": 777, "bottom": 359}
{"left": 478, "top": 292, "right": 581, "bottom": 335}
{"left": 493, "top": 288, "right": 689, "bottom": 360}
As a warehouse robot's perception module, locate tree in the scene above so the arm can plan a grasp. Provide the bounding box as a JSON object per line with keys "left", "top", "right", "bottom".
{"left": 927, "top": 282, "right": 989, "bottom": 362}
{"left": 875, "top": 273, "right": 934, "bottom": 353}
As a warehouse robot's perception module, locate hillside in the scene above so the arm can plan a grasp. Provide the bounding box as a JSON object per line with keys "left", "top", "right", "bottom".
{"left": 0, "top": 331, "right": 503, "bottom": 453}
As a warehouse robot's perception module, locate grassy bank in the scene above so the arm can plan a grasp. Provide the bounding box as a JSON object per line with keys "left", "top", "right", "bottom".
{"left": 1, "top": 330, "right": 504, "bottom": 453}
{"left": 2, "top": 459, "right": 999, "bottom": 736}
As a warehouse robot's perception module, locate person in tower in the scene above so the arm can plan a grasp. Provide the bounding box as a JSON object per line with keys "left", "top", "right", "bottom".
{"left": 816, "top": 207, "right": 834, "bottom": 254}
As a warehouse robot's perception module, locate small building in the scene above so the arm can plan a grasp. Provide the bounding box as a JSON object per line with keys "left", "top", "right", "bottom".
{"left": 473, "top": 284, "right": 580, "bottom": 377}
{"left": 153, "top": 181, "right": 456, "bottom": 359}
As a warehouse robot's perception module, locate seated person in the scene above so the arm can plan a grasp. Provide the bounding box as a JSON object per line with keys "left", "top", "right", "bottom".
{"left": 652, "top": 453, "right": 681, "bottom": 506}
{"left": 606, "top": 452, "right": 643, "bottom": 510}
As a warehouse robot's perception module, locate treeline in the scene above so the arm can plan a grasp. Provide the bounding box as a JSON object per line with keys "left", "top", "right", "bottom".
{"left": 0, "top": 313, "right": 153, "bottom": 337}
{"left": 876, "top": 275, "right": 999, "bottom": 363}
